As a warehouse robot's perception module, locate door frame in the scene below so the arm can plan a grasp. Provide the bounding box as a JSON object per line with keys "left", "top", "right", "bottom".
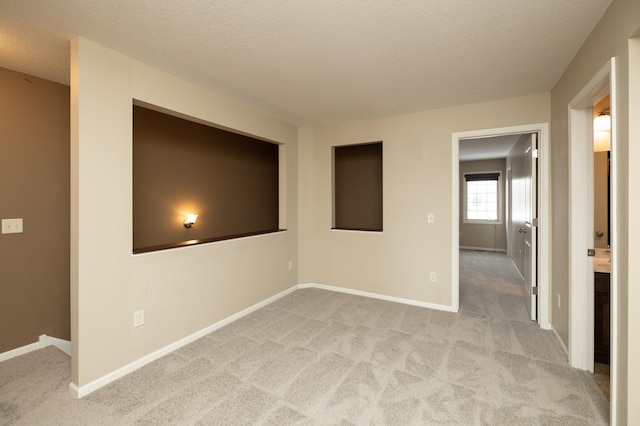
{"left": 567, "top": 59, "right": 617, "bottom": 400}
{"left": 452, "top": 123, "right": 551, "bottom": 330}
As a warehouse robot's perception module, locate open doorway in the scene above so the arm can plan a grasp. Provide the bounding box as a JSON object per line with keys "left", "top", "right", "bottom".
{"left": 452, "top": 124, "right": 551, "bottom": 331}
{"left": 568, "top": 58, "right": 617, "bottom": 408}
{"left": 458, "top": 134, "right": 532, "bottom": 321}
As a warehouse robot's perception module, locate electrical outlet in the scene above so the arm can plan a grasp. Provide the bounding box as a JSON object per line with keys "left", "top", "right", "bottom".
{"left": 429, "top": 272, "right": 437, "bottom": 282}
{"left": 134, "top": 310, "right": 145, "bottom": 327}
{"left": 288, "top": 260, "right": 293, "bottom": 271}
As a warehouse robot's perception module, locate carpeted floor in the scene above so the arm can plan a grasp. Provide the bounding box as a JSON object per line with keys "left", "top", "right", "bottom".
{"left": 0, "top": 250, "right": 609, "bottom": 425}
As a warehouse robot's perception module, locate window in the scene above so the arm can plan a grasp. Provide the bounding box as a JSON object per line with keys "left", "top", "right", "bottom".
{"left": 464, "top": 172, "right": 501, "bottom": 223}
{"left": 332, "top": 142, "right": 383, "bottom": 231}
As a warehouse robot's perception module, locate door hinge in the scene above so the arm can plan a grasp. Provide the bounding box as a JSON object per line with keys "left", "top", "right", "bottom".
{"left": 532, "top": 287, "right": 538, "bottom": 295}
{"left": 533, "top": 149, "right": 539, "bottom": 158}
{"left": 532, "top": 218, "right": 539, "bottom": 227}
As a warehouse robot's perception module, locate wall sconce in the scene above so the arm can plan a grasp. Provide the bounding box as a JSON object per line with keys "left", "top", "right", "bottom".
{"left": 594, "top": 109, "right": 611, "bottom": 152}
{"left": 183, "top": 213, "right": 198, "bottom": 228}
{"left": 594, "top": 110, "right": 611, "bottom": 132}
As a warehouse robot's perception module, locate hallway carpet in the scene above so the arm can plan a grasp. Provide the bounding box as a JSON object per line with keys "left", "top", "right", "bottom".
{"left": 1, "top": 256, "right": 609, "bottom": 424}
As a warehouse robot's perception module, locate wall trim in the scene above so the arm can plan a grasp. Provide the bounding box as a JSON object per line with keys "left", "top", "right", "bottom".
{"left": 550, "top": 324, "right": 569, "bottom": 359}
{"left": 0, "top": 342, "right": 40, "bottom": 363}
{"left": 0, "top": 334, "right": 71, "bottom": 363}
{"left": 39, "top": 334, "right": 72, "bottom": 356}
{"left": 69, "top": 285, "right": 298, "bottom": 399}
{"left": 459, "top": 246, "right": 507, "bottom": 253}
{"left": 511, "top": 259, "right": 525, "bottom": 281}
{"left": 69, "top": 282, "right": 452, "bottom": 399}
{"left": 298, "top": 283, "right": 453, "bottom": 312}
{"left": 452, "top": 122, "right": 551, "bottom": 327}
{"left": 567, "top": 58, "right": 616, "bottom": 375}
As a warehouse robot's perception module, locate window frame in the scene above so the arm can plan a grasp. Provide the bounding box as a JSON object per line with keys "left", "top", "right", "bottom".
{"left": 463, "top": 171, "right": 503, "bottom": 224}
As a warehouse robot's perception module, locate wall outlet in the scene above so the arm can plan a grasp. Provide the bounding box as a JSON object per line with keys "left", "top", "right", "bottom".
{"left": 429, "top": 272, "right": 437, "bottom": 282}
{"left": 556, "top": 294, "right": 561, "bottom": 308}
{"left": 288, "top": 260, "right": 293, "bottom": 271}
{"left": 133, "top": 310, "right": 145, "bottom": 327}
{"left": 2, "top": 218, "right": 23, "bottom": 234}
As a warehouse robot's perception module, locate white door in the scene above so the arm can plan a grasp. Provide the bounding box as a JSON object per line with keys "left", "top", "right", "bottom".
{"left": 523, "top": 134, "right": 538, "bottom": 321}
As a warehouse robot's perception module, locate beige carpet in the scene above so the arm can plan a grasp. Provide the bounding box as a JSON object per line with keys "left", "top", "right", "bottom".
{"left": 1, "top": 251, "right": 609, "bottom": 425}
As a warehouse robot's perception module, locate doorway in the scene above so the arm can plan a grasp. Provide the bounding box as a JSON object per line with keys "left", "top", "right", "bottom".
{"left": 458, "top": 134, "right": 535, "bottom": 320}
{"left": 568, "top": 58, "right": 617, "bottom": 409}
{"left": 452, "top": 123, "right": 551, "bottom": 330}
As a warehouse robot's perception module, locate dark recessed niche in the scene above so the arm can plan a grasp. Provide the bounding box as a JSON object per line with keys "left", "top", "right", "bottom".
{"left": 133, "top": 105, "right": 282, "bottom": 253}
{"left": 333, "top": 141, "right": 383, "bottom": 232}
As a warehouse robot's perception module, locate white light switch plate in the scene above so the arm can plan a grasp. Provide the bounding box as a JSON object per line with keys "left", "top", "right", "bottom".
{"left": 134, "top": 310, "right": 145, "bottom": 327}
{"left": 2, "top": 218, "right": 23, "bottom": 234}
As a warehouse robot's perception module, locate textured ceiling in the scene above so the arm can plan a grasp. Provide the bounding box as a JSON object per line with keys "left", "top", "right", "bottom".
{"left": 0, "top": 0, "right": 611, "bottom": 126}
{"left": 459, "top": 135, "right": 521, "bottom": 161}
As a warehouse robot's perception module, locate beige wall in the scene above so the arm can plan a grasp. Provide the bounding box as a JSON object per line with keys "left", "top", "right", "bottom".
{"left": 549, "top": 0, "right": 640, "bottom": 421}
{"left": 71, "top": 38, "right": 298, "bottom": 387}
{"left": 459, "top": 159, "right": 507, "bottom": 252}
{"left": 299, "top": 93, "right": 549, "bottom": 307}
{"left": 0, "top": 67, "right": 70, "bottom": 353}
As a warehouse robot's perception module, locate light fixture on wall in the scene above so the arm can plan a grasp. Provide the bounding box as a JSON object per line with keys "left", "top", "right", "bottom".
{"left": 183, "top": 213, "right": 198, "bottom": 228}
{"left": 594, "top": 109, "right": 611, "bottom": 152}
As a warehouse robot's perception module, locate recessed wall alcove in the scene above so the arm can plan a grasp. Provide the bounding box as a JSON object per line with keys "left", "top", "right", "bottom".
{"left": 133, "top": 104, "right": 283, "bottom": 253}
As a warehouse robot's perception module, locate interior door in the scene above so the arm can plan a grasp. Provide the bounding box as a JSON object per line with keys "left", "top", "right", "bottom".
{"left": 523, "top": 134, "right": 538, "bottom": 321}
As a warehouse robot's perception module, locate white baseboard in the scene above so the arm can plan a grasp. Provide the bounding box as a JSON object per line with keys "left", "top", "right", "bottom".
{"left": 459, "top": 246, "right": 506, "bottom": 253}
{"left": 70, "top": 285, "right": 298, "bottom": 399}
{"left": 298, "top": 283, "right": 453, "bottom": 312}
{"left": 550, "top": 324, "right": 569, "bottom": 359}
{"left": 510, "top": 259, "right": 525, "bottom": 281}
{"left": 39, "top": 334, "right": 72, "bottom": 356}
{"left": 70, "top": 282, "right": 453, "bottom": 398}
{"left": 0, "top": 341, "right": 40, "bottom": 362}
{"left": 0, "top": 334, "right": 71, "bottom": 363}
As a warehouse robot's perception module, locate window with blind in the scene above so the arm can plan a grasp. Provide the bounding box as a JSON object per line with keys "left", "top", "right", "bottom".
{"left": 463, "top": 172, "right": 502, "bottom": 223}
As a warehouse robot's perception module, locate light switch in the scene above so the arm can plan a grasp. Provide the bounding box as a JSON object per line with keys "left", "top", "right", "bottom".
{"left": 2, "top": 218, "right": 23, "bottom": 234}
{"left": 427, "top": 213, "right": 435, "bottom": 224}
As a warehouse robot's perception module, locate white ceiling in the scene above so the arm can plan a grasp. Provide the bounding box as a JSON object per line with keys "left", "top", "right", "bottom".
{"left": 0, "top": 0, "right": 611, "bottom": 126}
{"left": 459, "top": 135, "right": 522, "bottom": 161}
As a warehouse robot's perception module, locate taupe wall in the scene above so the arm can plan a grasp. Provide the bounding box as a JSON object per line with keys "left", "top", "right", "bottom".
{"left": 0, "top": 67, "right": 70, "bottom": 353}
{"left": 549, "top": 0, "right": 640, "bottom": 421}
{"left": 333, "top": 142, "right": 383, "bottom": 231}
{"left": 458, "top": 158, "right": 507, "bottom": 252}
{"left": 133, "top": 106, "right": 280, "bottom": 251}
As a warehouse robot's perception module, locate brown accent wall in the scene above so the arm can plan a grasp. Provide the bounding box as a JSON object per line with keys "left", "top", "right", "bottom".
{"left": 333, "top": 142, "right": 383, "bottom": 231}
{"left": 133, "top": 106, "right": 279, "bottom": 251}
{"left": 0, "top": 67, "right": 70, "bottom": 353}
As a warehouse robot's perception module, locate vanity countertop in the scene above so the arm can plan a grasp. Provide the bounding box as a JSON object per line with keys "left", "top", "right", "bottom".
{"left": 594, "top": 248, "right": 611, "bottom": 273}
{"left": 594, "top": 258, "right": 611, "bottom": 273}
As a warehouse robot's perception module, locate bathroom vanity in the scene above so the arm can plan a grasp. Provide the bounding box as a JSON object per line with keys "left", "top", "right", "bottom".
{"left": 594, "top": 270, "right": 610, "bottom": 364}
